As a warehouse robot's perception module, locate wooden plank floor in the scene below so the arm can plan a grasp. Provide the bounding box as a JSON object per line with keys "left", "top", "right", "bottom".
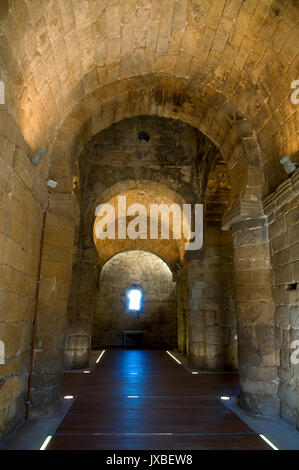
{"left": 49, "top": 349, "right": 270, "bottom": 450}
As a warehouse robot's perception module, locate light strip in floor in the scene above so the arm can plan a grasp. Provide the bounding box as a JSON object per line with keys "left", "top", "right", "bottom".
{"left": 166, "top": 350, "right": 181, "bottom": 365}
{"left": 40, "top": 435, "right": 52, "bottom": 450}
{"left": 96, "top": 350, "right": 106, "bottom": 364}
{"left": 259, "top": 434, "right": 279, "bottom": 450}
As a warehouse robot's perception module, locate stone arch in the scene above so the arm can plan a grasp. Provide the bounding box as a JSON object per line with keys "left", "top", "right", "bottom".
{"left": 47, "top": 77, "right": 275, "bottom": 416}
{"left": 1, "top": 1, "right": 297, "bottom": 195}
{"left": 93, "top": 187, "right": 192, "bottom": 269}
{"left": 82, "top": 179, "right": 195, "bottom": 258}
{"left": 92, "top": 249, "right": 177, "bottom": 349}
{"left": 0, "top": 0, "right": 298, "bottom": 440}
{"left": 49, "top": 75, "right": 265, "bottom": 216}
{"left": 99, "top": 247, "right": 176, "bottom": 279}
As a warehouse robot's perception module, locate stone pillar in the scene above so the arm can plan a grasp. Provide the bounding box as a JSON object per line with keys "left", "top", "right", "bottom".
{"left": 30, "top": 193, "right": 75, "bottom": 416}
{"left": 187, "top": 226, "right": 237, "bottom": 371}
{"left": 176, "top": 263, "right": 189, "bottom": 356}
{"left": 263, "top": 169, "right": 299, "bottom": 428}
{"left": 226, "top": 204, "right": 280, "bottom": 416}
{"left": 64, "top": 247, "right": 97, "bottom": 369}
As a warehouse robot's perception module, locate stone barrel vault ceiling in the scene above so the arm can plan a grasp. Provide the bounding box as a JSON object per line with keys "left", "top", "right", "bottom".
{"left": 0, "top": 0, "right": 298, "bottom": 194}
{"left": 93, "top": 188, "right": 191, "bottom": 269}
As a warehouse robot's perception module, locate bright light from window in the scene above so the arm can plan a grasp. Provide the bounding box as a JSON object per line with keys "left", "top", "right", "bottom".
{"left": 127, "top": 288, "right": 142, "bottom": 311}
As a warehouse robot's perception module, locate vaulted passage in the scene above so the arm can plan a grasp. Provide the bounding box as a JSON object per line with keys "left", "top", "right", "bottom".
{"left": 0, "top": 0, "right": 298, "bottom": 450}
{"left": 49, "top": 349, "right": 270, "bottom": 450}
{"left": 91, "top": 251, "right": 177, "bottom": 349}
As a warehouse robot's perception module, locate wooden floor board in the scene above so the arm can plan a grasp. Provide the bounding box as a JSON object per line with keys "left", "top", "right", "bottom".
{"left": 49, "top": 350, "right": 270, "bottom": 450}
{"left": 50, "top": 434, "right": 270, "bottom": 450}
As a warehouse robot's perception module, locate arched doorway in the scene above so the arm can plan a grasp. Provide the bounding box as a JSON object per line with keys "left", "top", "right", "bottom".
{"left": 92, "top": 250, "right": 177, "bottom": 349}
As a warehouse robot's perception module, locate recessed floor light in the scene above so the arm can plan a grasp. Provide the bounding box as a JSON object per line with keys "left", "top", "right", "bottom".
{"left": 192, "top": 371, "right": 199, "bottom": 375}
{"left": 96, "top": 350, "right": 105, "bottom": 363}
{"left": 259, "top": 434, "right": 279, "bottom": 450}
{"left": 220, "top": 396, "right": 230, "bottom": 400}
{"left": 63, "top": 395, "right": 74, "bottom": 400}
{"left": 40, "top": 436, "right": 52, "bottom": 450}
{"left": 166, "top": 351, "right": 181, "bottom": 365}
{"left": 83, "top": 370, "right": 90, "bottom": 374}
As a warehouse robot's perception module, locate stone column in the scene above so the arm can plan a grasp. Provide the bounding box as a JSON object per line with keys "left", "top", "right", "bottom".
{"left": 64, "top": 247, "right": 97, "bottom": 369}
{"left": 176, "top": 263, "right": 189, "bottom": 356}
{"left": 30, "top": 193, "right": 75, "bottom": 416}
{"left": 187, "top": 226, "right": 237, "bottom": 371}
{"left": 225, "top": 203, "right": 279, "bottom": 416}
{"left": 263, "top": 170, "right": 299, "bottom": 427}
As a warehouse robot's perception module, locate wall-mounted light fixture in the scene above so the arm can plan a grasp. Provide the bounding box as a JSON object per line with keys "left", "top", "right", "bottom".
{"left": 47, "top": 179, "right": 57, "bottom": 189}
{"left": 280, "top": 155, "right": 297, "bottom": 175}
{"left": 30, "top": 147, "right": 46, "bottom": 165}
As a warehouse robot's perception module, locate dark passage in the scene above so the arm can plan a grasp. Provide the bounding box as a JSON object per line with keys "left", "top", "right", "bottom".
{"left": 49, "top": 350, "right": 270, "bottom": 450}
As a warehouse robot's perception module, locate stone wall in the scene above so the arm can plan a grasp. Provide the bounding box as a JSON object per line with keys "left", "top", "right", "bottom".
{"left": 0, "top": 110, "right": 48, "bottom": 439}
{"left": 264, "top": 169, "right": 299, "bottom": 428}
{"left": 176, "top": 263, "right": 189, "bottom": 357}
{"left": 64, "top": 247, "right": 97, "bottom": 370}
{"left": 80, "top": 115, "right": 201, "bottom": 222}
{"left": 187, "top": 224, "right": 238, "bottom": 371}
{"left": 92, "top": 251, "right": 177, "bottom": 348}
{"left": 32, "top": 207, "right": 75, "bottom": 415}
{"left": 64, "top": 115, "right": 221, "bottom": 368}
{"left": 85, "top": 115, "right": 198, "bottom": 170}
{"left": 0, "top": 110, "right": 76, "bottom": 439}
{"left": 3, "top": 0, "right": 298, "bottom": 197}
{"left": 230, "top": 213, "right": 279, "bottom": 416}
{"left": 0, "top": 0, "right": 298, "bottom": 442}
